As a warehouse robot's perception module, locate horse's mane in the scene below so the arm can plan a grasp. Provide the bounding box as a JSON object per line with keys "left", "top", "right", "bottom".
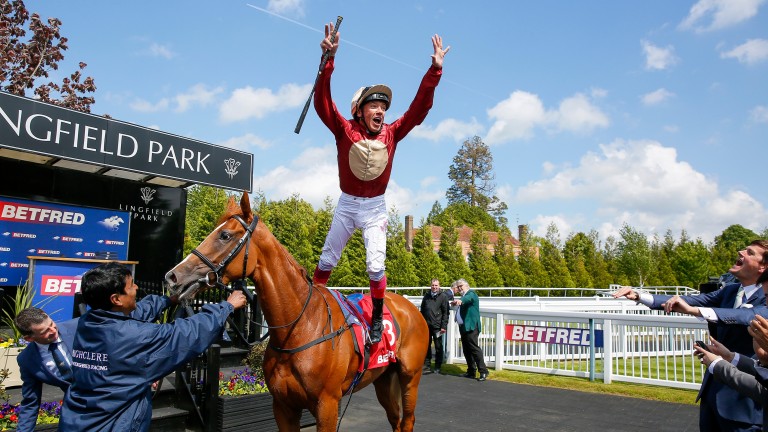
{"left": 216, "top": 204, "right": 310, "bottom": 282}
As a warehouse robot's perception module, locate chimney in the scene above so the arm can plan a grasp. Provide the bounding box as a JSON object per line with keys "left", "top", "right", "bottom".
{"left": 405, "top": 215, "right": 414, "bottom": 252}
{"left": 518, "top": 224, "right": 528, "bottom": 243}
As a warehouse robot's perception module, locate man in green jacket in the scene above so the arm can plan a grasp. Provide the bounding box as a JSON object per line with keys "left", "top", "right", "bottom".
{"left": 452, "top": 279, "right": 489, "bottom": 381}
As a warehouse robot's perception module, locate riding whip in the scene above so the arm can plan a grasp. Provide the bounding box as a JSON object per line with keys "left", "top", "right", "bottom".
{"left": 294, "top": 15, "right": 343, "bottom": 134}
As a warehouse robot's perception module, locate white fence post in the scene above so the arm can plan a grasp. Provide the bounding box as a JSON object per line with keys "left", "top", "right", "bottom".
{"left": 495, "top": 313, "right": 505, "bottom": 371}
{"left": 603, "top": 319, "right": 613, "bottom": 384}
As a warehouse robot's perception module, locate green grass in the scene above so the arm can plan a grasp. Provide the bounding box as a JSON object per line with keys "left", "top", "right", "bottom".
{"left": 436, "top": 363, "right": 698, "bottom": 405}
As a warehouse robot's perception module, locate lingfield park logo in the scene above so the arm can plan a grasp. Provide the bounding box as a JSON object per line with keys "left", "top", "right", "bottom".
{"left": 224, "top": 158, "right": 241, "bottom": 179}
{"left": 140, "top": 187, "right": 156, "bottom": 204}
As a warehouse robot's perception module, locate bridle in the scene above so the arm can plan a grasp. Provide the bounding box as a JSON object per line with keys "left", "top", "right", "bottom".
{"left": 191, "top": 214, "right": 258, "bottom": 289}
{"left": 187, "top": 213, "right": 323, "bottom": 337}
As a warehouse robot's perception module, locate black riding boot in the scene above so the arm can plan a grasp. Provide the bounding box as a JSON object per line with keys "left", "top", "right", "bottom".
{"left": 369, "top": 297, "right": 384, "bottom": 344}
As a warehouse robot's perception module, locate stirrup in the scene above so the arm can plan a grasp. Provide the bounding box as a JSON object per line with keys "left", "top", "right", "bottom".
{"left": 369, "top": 320, "right": 383, "bottom": 344}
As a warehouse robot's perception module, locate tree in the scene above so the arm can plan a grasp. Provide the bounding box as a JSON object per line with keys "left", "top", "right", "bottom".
{"left": 311, "top": 197, "right": 335, "bottom": 266}
{"left": 411, "top": 220, "right": 448, "bottom": 286}
{"left": 183, "top": 186, "right": 232, "bottom": 255}
{"left": 385, "top": 206, "right": 418, "bottom": 288}
{"left": 711, "top": 225, "right": 758, "bottom": 276}
{"left": 1, "top": 0, "right": 96, "bottom": 111}
{"left": 425, "top": 200, "right": 443, "bottom": 225}
{"left": 495, "top": 235, "right": 526, "bottom": 288}
{"left": 468, "top": 230, "right": 503, "bottom": 288}
{"left": 616, "top": 224, "right": 654, "bottom": 286}
{"left": 258, "top": 194, "right": 318, "bottom": 273}
{"left": 328, "top": 231, "right": 368, "bottom": 287}
{"left": 671, "top": 231, "right": 711, "bottom": 289}
{"left": 540, "top": 223, "right": 574, "bottom": 293}
{"left": 446, "top": 135, "right": 508, "bottom": 226}
{"left": 437, "top": 223, "right": 473, "bottom": 286}
{"left": 430, "top": 202, "right": 499, "bottom": 232}
{"left": 517, "top": 227, "right": 550, "bottom": 291}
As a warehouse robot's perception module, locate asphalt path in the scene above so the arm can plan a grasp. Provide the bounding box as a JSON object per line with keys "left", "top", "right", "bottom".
{"left": 304, "top": 370, "right": 699, "bottom": 432}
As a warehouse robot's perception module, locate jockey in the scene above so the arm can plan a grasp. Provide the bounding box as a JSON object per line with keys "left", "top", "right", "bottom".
{"left": 312, "top": 22, "right": 450, "bottom": 343}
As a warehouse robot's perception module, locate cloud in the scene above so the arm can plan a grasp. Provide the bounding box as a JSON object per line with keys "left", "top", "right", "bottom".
{"left": 641, "top": 88, "right": 675, "bottom": 106}
{"left": 253, "top": 146, "right": 338, "bottom": 206}
{"left": 553, "top": 93, "right": 610, "bottom": 133}
{"left": 219, "top": 83, "right": 312, "bottom": 122}
{"left": 147, "top": 43, "right": 176, "bottom": 59}
{"left": 751, "top": 105, "right": 768, "bottom": 123}
{"left": 267, "top": 0, "right": 305, "bottom": 17}
{"left": 485, "top": 91, "right": 608, "bottom": 145}
{"left": 175, "top": 84, "right": 224, "bottom": 112}
{"left": 410, "top": 118, "right": 484, "bottom": 142}
{"left": 720, "top": 39, "right": 768, "bottom": 64}
{"left": 679, "top": 0, "right": 765, "bottom": 32}
{"left": 130, "top": 98, "right": 170, "bottom": 113}
{"left": 642, "top": 40, "right": 678, "bottom": 70}
{"left": 218, "top": 133, "right": 272, "bottom": 152}
{"left": 511, "top": 139, "right": 768, "bottom": 242}
{"left": 129, "top": 84, "right": 222, "bottom": 113}
{"left": 251, "top": 145, "right": 444, "bottom": 220}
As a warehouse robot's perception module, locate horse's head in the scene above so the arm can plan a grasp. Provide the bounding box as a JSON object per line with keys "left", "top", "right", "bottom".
{"left": 164, "top": 192, "right": 257, "bottom": 301}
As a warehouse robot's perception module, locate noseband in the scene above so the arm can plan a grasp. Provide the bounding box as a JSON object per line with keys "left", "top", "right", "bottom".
{"left": 191, "top": 214, "right": 259, "bottom": 289}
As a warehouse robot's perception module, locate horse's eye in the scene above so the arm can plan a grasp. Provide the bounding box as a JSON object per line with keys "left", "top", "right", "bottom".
{"left": 219, "top": 231, "right": 233, "bottom": 241}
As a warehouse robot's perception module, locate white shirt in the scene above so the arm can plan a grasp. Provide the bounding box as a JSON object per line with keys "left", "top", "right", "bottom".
{"left": 636, "top": 283, "right": 760, "bottom": 323}
{"left": 35, "top": 337, "right": 70, "bottom": 379}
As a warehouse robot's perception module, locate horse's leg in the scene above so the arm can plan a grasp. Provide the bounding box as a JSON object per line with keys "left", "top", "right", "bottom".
{"left": 272, "top": 399, "right": 302, "bottom": 432}
{"left": 313, "top": 395, "right": 341, "bottom": 432}
{"left": 373, "top": 368, "right": 403, "bottom": 432}
{"left": 397, "top": 365, "right": 423, "bottom": 432}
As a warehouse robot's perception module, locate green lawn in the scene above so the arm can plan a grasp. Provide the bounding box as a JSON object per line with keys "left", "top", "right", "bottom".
{"left": 437, "top": 363, "right": 699, "bottom": 405}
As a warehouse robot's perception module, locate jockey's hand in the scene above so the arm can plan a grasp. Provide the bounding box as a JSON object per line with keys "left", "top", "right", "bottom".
{"left": 439, "top": 328, "right": 446, "bottom": 334}
{"left": 226, "top": 290, "right": 247, "bottom": 310}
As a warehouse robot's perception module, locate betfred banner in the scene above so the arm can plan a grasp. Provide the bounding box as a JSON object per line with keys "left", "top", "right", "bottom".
{"left": 0, "top": 196, "right": 129, "bottom": 285}
{"left": 505, "top": 324, "right": 604, "bottom": 347}
{"left": 29, "top": 259, "right": 99, "bottom": 321}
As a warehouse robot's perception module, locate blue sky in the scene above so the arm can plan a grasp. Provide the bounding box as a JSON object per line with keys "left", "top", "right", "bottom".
{"left": 24, "top": 0, "right": 768, "bottom": 243}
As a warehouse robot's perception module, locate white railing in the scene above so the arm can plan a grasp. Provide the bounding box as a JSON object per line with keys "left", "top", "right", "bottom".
{"left": 438, "top": 304, "right": 708, "bottom": 390}
{"left": 324, "top": 287, "right": 709, "bottom": 390}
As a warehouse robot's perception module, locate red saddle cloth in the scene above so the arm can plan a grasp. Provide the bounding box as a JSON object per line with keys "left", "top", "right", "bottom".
{"left": 338, "top": 294, "right": 399, "bottom": 372}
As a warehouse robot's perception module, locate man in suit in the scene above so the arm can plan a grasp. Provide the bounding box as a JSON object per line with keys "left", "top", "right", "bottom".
{"left": 613, "top": 239, "right": 768, "bottom": 432}
{"left": 420, "top": 278, "right": 449, "bottom": 373}
{"left": 451, "top": 279, "right": 489, "bottom": 382}
{"left": 15, "top": 307, "right": 78, "bottom": 432}
{"left": 696, "top": 337, "right": 768, "bottom": 430}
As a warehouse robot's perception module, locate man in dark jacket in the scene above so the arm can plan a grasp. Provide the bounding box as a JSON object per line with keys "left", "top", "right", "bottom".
{"left": 420, "top": 279, "right": 449, "bottom": 373}
{"left": 58, "top": 262, "right": 247, "bottom": 432}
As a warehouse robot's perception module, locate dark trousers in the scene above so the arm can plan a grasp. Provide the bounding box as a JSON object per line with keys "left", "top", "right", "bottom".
{"left": 459, "top": 327, "right": 487, "bottom": 375}
{"left": 425, "top": 328, "right": 444, "bottom": 367}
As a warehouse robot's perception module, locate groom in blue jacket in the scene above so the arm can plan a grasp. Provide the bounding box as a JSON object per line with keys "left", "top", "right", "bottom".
{"left": 614, "top": 239, "right": 768, "bottom": 432}
{"left": 58, "top": 262, "right": 247, "bottom": 432}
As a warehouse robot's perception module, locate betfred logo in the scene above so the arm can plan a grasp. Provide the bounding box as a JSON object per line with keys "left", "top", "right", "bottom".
{"left": 41, "top": 276, "right": 82, "bottom": 296}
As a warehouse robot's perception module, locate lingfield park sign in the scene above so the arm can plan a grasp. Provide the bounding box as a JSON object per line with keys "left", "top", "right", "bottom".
{"left": 0, "top": 91, "right": 252, "bottom": 191}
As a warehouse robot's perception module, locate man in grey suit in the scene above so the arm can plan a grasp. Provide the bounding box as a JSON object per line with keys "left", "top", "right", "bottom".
{"left": 697, "top": 337, "right": 768, "bottom": 431}
{"left": 614, "top": 239, "right": 768, "bottom": 432}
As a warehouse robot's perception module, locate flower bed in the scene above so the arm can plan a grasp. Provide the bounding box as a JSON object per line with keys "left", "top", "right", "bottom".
{"left": 0, "top": 400, "right": 62, "bottom": 430}
{"left": 215, "top": 368, "right": 315, "bottom": 432}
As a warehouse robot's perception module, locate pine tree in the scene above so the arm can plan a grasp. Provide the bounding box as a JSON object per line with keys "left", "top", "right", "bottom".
{"left": 468, "top": 230, "right": 503, "bottom": 288}
{"left": 385, "top": 206, "right": 418, "bottom": 288}
{"left": 517, "top": 228, "right": 550, "bottom": 293}
{"left": 437, "top": 223, "right": 473, "bottom": 286}
{"left": 495, "top": 235, "right": 526, "bottom": 288}
{"left": 540, "top": 223, "right": 574, "bottom": 294}
{"left": 411, "top": 221, "right": 448, "bottom": 286}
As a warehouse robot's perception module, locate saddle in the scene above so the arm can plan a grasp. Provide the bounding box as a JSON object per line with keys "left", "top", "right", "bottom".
{"left": 330, "top": 291, "right": 400, "bottom": 372}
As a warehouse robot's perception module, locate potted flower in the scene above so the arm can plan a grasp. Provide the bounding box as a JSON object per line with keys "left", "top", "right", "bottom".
{"left": 214, "top": 340, "right": 316, "bottom": 432}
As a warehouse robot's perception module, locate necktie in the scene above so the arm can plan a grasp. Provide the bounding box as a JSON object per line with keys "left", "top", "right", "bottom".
{"left": 49, "top": 342, "right": 73, "bottom": 382}
{"left": 734, "top": 286, "right": 746, "bottom": 308}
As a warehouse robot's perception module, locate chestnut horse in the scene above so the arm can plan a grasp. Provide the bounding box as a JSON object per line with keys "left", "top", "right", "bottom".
{"left": 164, "top": 192, "right": 428, "bottom": 432}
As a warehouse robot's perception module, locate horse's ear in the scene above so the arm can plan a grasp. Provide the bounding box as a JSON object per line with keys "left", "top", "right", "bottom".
{"left": 240, "top": 191, "right": 252, "bottom": 220}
